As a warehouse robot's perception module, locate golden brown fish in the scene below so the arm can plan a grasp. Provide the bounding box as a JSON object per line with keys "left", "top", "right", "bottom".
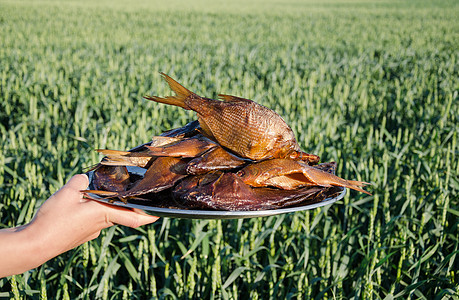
{"left": 186, "top": 146, "right": 248, "bottom": 175}
{"left": 145, "top": 135, "right": 217, "bottom": 158}
{"left": 97, "top": 149, "right": 154, "bottom": 168}
{"left": 144, "top": 73, "right": 319, "bottom": 163}
{"left": 95, "top": 123, "right": 202, "bottom": 168}
{"left": 237, "top": 159, "right": 371, "bottom": 195}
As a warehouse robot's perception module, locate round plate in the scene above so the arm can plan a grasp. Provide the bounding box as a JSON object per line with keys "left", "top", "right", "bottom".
{"left": 86, "top": 167, "right": 346, "bottom": 219}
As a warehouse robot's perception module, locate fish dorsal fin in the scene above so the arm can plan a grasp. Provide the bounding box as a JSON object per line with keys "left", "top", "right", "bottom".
{"left": 218, "top": 94, "right": 254, "bottom": 103}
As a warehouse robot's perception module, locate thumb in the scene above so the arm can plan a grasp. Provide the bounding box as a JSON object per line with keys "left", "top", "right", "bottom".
{"left": 66, "top": 174, "right": 90, "bottom": 190}
{"left": 50, "top": 174, "right": 89, "bottom": 203}
{"left": 56, "top": 174, "right": 89, "bottom": 196}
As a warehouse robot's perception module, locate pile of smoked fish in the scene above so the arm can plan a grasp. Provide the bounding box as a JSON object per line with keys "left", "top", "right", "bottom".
{"left": 84, "top": 73, "right": 370, "bottom": 211}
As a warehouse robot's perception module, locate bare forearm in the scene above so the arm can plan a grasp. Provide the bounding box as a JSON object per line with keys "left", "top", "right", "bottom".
{"left": 0, "top": 226, "right": 51, "bottom": 277}
{"left": 0, "top": 174, "right": 158, "bottom": 278}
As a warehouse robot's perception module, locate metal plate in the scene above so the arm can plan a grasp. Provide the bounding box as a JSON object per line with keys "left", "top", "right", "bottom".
{"left": 86, "top": 166, "right": 346, "bottom": 219}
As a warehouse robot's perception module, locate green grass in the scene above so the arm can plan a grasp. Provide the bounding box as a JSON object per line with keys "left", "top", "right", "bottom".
{"left": 0, "top": 0, "right": 458, "bottom": 298}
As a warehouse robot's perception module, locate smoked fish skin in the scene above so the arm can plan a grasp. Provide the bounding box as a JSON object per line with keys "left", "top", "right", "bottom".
{"left": 237, "top": 159, "right": 371, "bottom": 195}
{"left": 145, "top": 73, "right": 319, "bottom": 163}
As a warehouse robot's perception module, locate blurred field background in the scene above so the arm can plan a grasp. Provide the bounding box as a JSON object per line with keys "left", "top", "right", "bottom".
{"left": 0, "top": 0, "right": 458, "bottom": 298}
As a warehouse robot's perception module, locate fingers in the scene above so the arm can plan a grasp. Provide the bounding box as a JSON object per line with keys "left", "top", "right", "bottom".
{"left": 107, "top": 207, "right": 160, "bottom": 228}
{"left": 67, "top": 174, "right": 160, "bottom": 228}
{"left": 110, "top": 210, "right": 159, "bottom": 228}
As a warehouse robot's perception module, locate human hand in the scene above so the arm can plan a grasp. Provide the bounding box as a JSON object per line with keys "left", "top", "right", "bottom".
{"left": 0, "top": 174, "right": 159, "bottom": 277}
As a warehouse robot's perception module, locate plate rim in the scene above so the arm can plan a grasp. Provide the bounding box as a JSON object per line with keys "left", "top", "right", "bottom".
{"left": 86, "top": 186, "right": 346, "bottom": 219}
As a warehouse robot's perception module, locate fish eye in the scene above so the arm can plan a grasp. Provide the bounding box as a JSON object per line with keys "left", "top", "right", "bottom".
{"left": 289, "top": 152, "right": 298, "bottom": 159}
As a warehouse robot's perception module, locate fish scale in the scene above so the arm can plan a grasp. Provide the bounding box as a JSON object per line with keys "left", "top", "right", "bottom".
{"left": 191, "top": 96, "right": 295, "bottom": 159}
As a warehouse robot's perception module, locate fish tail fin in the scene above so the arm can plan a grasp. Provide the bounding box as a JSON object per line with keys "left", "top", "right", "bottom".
{"left": 96, "top": 149, "right": 131, "bottom": 156}
{"left": 83, "top": 163, "right": 101, "bottom": 172}
{"left": 346, "top": 180, "right": 372, "bottom": 195}
{"left": 347, "top": 180, "right": 371, "bottom": 186}
{"left": 302, "top": 166, "right": 372, "bottom": 195}
{"left": 99, "top": 157, "right": 138, "bottom": 167}
{"left": 82, "top": 190, "right": 128, "bottom": 203}
{"left": 82, "top": 190, "right": 119, "bottom": 197}
{"left": 97, "top": 149, "right": 137, "bottom": 166}
{"left": 144, "top": 73, "right": 194, "bottom": 110}
{"left": 150, "top": 136, "right": 182, "bottom": 147}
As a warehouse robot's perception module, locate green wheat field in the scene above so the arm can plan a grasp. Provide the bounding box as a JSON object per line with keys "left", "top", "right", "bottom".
{"left": 1, "top": 0, "right": 458, "bottom": 298}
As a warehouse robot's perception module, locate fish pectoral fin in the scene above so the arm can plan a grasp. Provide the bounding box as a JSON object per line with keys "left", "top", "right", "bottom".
{"left": 198, "top": 117, "right": 217, "bottom": 140}
{"left": 246, "top": 140, "right": 271, "bottom": 159}
{"left": 218, "top": 94, "right": 254, "bottom": 103}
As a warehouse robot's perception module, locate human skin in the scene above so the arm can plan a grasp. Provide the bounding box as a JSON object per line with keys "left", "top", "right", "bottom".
{"left": 0, "top": 174, "right": 159, "bottom": 277}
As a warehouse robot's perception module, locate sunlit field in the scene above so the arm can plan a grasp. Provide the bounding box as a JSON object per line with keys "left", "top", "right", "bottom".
{"left": 0, "top": 0, "right": 458, "bottom": 298}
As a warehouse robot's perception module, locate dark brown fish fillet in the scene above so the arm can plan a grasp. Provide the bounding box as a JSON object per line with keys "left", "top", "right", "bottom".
{"left": 85, "top": 157, "right": 188, "bottom": 201}
{"left": 173, "top": 172, "right": 342, "bottom": 211}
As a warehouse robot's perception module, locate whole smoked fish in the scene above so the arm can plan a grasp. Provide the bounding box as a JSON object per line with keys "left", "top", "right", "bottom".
{"left": 145, "top": 73, "right": 319, "bottom": 163}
